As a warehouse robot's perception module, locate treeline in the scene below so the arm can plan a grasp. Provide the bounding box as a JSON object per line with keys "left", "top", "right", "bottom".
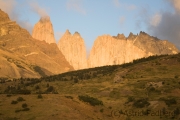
{"left": 42, "top": 65, "right": 119, "bottom": 82}
{"left": 0, "top": 54, "right": 173, "bottom": 83}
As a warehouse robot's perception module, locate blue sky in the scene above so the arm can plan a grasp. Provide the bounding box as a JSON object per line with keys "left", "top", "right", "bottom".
{"left": 0, "top": 0, "right": 179, "bottom": 50}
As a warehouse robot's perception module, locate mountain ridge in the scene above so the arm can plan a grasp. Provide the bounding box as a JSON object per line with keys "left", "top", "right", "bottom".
{"left": 0, "top": 9, "right": 73, "bottom": 78}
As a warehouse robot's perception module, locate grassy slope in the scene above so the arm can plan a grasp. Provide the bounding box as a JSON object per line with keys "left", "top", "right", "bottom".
{"left": 0, "top": 53, "right": 180, "bottom": 120}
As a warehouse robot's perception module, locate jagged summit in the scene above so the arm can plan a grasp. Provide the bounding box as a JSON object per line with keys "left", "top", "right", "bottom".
{"left": 0, "top": 9, "right": 10, "bottom": 22}
{"left": 58, "top": 30, "right": 87, "bottom": 70}
{"left": 88, "top": 31, "right": 179, "bottom": 68}
{"left": 127, "top": 32, "right": 137, "bottom": 40}
{"left": 138, "top": 31, "right": 159, "bottom": 41}
{"left": 32, "top": 16, "right": 56, "bottom": 44}
{"left": 74, "top": 31, "right": 80, "bottom": 35}
{"left": 65, "top": 29, "right": 71, "bottom": 35}
{"left": 113, "top": 33, "right": 126, "bottom": 39}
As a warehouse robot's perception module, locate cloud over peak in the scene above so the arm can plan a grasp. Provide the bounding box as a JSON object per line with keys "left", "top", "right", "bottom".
{"left": 148, "top": 0, "right": 180, "bottom": 49}
{"left": 112, "top": 0, "right": 136, "bottom": 10}
{"left": 66, "top": 0, "right": 86, "bottom": 15}
{"left": 169, "top": 0, "right": 180, "bottom": 13}
{"left": 150, "top": 13, "right": 162, "bottom": 27}
{"left": 29, "top": 2, "right": 49, "bottom": 17}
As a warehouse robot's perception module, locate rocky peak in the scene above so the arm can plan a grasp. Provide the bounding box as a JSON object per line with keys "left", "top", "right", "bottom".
{"left": 139, "top": 31, "right": 148, "bottom": 35}
{"left": 58, "top": 30, "right": 87, "bottom": 70}
{"left": 0, "top": 9, "right": 10, "bottom": 22}
{"left": 133, "top": 31, "right": 178, "bottom": 54}
{"left": 138, "top": 31, "right": 159, "bottom": 41}
{"left": 0, "top": 9, "right": 30, "bottom": 37}
{"left": 65, "top": 29, "right": 71, "bottom": 35}
{"left": 73, "top": 31, "right": 81, "bottom": 38}
{"left": 32, "top": 16, "right": 56, "bottom": 44}
{"left": 113, "top": 33, "right": 126, "bottom": 40}
{"left": 127, "top": 32, "right": 137, "bottom": 40}
{"left": 74, "top": 31, "right": 80, "bottom": 35}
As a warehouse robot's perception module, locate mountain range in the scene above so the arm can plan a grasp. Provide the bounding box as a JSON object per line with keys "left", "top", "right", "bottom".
{"left": 0, "top": 9, "right": 179, "bottom": 78}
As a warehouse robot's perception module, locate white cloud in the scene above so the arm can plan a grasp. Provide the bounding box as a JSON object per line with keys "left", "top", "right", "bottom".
{"left": 0, "top": 0, "right": 17, "bottom": 19}
{"left": 120, "top": 16, "right": 125, "bottom": 26}
{"left": 113, "top": 0, "right": 121, "bottom": 8}
{"left": 150, "top": 13, "right": 162, "bottom": 27}
{"left": 136, "top": 1, "right": 180, "bottom": 49}
{"left": 0, "top": 0, "right": 33, "bottom": 34}
{"left": 112, "top": 0, "right": 136, "bottom": 10}
{"left": 66, "top": 0, "right": 86, "bottom": 15}
{"left": 127, "top": 4, "right": 136, "bottom": 10}
{"left": 29, "top": 2, "right": 48, "bottom": 17}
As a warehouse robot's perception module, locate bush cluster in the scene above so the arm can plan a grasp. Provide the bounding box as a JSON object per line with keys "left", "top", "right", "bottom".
{"left": 133, "top": 98, "right": 150, "bottom": 108}
{"left": 37, "top": 94, "right": 43, "bottom": 99}
{"left": 11, "top": 100, "right": 18, "bottom": 104}
{"left": 160, "top": 97, "right": 177, "bottom": 106}
{"left": 78, "top": 95, "right": 103, "bottom": 106}
{"left": 17, "top": 97, "right": 25, "bottom": 102}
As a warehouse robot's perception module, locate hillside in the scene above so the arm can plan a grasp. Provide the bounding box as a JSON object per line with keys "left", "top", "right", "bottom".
{"left": 0, "top": 46, "right": 41, "bottom": 78}
{"left": 0, "top": 53, "right": 180, "bottom": 120}
{"left": 0, "top": 9, "right": 73, "bottom": 78}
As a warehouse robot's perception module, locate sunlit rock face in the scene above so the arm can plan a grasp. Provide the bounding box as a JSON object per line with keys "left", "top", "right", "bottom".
{"left": 88, "top": 35, "right": 147, "bottom": 68}
{"left": 88, "top": 32, "right": 179, "bottom": 68}
{"left": 32, "top": 16, "right": 56, "bottom": 44}
{"left": 58, "top": 30, "right": 87, "bottom": 70}
{"left": 0, "top": 9, "right": 73, "bottom": 78}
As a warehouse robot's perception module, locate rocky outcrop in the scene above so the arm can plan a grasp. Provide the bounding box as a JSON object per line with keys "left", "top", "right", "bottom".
{"left": 88, "top": 32, "right": 179, "bottom": 68}
{"left": 58, "top": 30, "right": 87, "bottom": 70}
{"left": 133, "top": 31, "right": 179, "bottom": 55}
{"left": 0, "top": 9, "right": 73, "bottom": 78}
{"left": 88, "top": 35, "right": 148, "bottom": 68}
{"left": 32, "top": 16, "right": 56, "bottom": 44}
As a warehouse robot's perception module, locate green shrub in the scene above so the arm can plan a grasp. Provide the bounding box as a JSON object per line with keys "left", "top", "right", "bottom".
{"left": 78, "top": 95, "right": 103, "bottom": 106}
{"left": 100, "top": 108, "right": 104, "bottom": 113}
{"left": 6, "top": 94, "right": 12, "bottom": 97}
{"left": 164, "top": 98, "right": 177, "bottom": 106}
{"left": 175, "top": 75, "right": 179, "bottom": 79}
{"left": 46, "top": 86, "right": 54, "bottom": 92}
{"left": 22, "top": 103, "right": 27, "bottom": 108}
{"left": 133, "top": 98, "right": 150, "bottom": 108}
{"left": 11, "top": 100, "right": 18, "bottom": 104}
{"left": 33, "top": 66, "right": 46, "bottom": 77}
{"left": 18, "top": 89, "right": 31, "bottom": 94}
{"left": 74, "top": 78, "right": 78, "bottom": 83}
{"left": 17, "top": 97, "right": 25, "bottom": 102}
{"left": 127, "top": 96, "right": 135, "bottom": 103}
{"left": 37, "top": 94, "right": 43, "bottom": 99}
{"left": 174, "top": 107, "right": 180, "bottom": 115}
{"left": 159, "top": 97, "right": 177, "bottom": 106}
{"left": 35, "top": 85, "right": 40, "bottom": 90}
{"left": 108, "top": 106, "right": 112, "bottom": 109}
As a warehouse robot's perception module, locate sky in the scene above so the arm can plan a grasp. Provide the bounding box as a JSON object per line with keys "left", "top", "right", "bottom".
{"left": 0, "top": 0, "right": 180, "bottom": 51}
